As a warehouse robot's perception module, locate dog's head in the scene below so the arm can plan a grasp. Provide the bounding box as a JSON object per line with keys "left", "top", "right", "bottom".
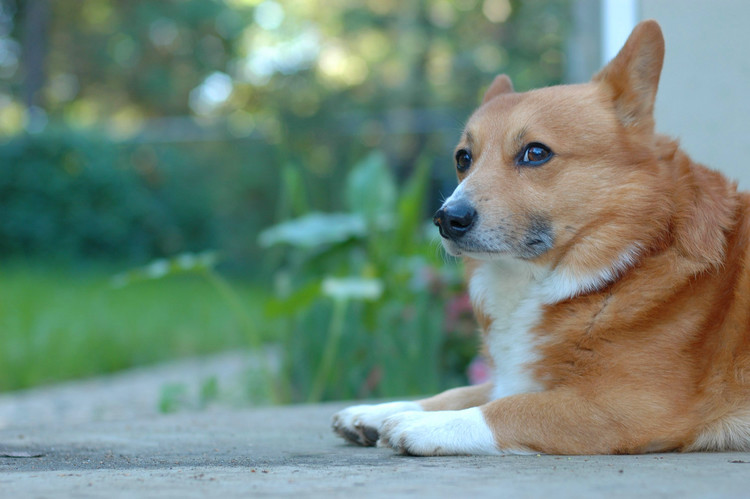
{"left": 434, "top": 21, "right": 671, "bottom": 272}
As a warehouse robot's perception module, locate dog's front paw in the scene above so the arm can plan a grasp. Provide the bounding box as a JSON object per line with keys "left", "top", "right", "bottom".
{"left": 378, "top": 408, "right": 501, "bottom": 456}
{"left": 331, "top": 401, "right": 422, "bottom": 446}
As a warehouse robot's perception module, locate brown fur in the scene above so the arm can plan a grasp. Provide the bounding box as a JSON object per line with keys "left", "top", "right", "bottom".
{"left": 418, "top": 20, "right": 750, "bottom": 454}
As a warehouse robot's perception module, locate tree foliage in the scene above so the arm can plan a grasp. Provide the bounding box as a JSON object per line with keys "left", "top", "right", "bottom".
{"left": 1, "top": 0, "right": 570, "bottom": 267}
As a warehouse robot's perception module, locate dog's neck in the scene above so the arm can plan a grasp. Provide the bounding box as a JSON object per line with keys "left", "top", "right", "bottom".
{"left": 661, "top": 138, "right": 740, "bottom": 269}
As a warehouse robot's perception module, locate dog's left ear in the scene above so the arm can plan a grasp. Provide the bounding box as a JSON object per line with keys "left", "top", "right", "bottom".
{"left": 593, "top": 20, "right": 664, "bottom": 129}
{"left": 482, "top": 74, "right": 514, "bottom": 104}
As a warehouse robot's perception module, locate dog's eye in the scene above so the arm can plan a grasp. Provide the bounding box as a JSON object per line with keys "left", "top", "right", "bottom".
{"left": 518, "top": 143, "right": 553, "bottom": 167}
{"left": 455, "top": 149, "right": 472, "bottom": 172}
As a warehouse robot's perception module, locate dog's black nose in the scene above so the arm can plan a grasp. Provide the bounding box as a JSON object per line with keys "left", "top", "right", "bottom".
{"left": 433, "top": 202, "right": 477, "bottom": 240}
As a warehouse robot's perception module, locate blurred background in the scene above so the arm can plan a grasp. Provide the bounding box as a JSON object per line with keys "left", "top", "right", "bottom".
{"left": 1, "top": 0, "right": 747, "bottom": 409}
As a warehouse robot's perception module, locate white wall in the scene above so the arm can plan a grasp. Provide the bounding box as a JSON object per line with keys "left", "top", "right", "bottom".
{"left": 639, "top": 0, "right": 750, "bottom": 189}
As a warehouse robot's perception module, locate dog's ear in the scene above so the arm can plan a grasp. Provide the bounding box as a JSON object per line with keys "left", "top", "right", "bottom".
{"left": 593, "top": 20, "right": 664, "bottom": 129}
{"left": 482, "top": 74, "right": 514, "bottom": 104}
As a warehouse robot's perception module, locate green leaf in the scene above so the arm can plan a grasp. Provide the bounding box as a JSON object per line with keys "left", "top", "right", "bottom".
{"left": 321, "top": 276, "right": 384, "bottom": 301}
{"left": 345, "top": 151, "right": 397, "bottom": 222}
{"left": 395, "top": 155, "right": 431, "bottom": 254}
{"left": 278, "top": 162, "right": 310, "bottom": 219}
{"left": 158, "top": 383, "right": 189, "bottom": 414}
{"left": 264, "top": 280, "right": 322, "bottom": 317}
{"left": 258, "top": 212, "right": 367, "bottom": 249}
{"left": 111, "top": 251, "right": 219, "bottom": 287}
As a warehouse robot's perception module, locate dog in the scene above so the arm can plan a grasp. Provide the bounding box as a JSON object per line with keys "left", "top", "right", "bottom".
{"left": 331, "top": 20, "right": 750, "bottom": 455}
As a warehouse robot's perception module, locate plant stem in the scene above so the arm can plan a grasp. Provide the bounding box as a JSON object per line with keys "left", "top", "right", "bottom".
{"left": 308, "top": 298, "right": 347, "bottom": 403}
{"left": 201, "top": 268, "right": 283, "bottom": 404}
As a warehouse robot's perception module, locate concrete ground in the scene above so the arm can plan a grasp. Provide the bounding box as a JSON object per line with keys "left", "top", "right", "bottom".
{"left": 1, "top": 361, "right": 749, "bottom": 498}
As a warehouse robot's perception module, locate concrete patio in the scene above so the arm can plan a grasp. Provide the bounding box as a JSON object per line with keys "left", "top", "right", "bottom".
{"left": 2, "top": 398, "right": 749, "bottom": 498}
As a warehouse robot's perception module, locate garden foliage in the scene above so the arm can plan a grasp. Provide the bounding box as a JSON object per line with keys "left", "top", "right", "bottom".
{"left": 261, "top": 152, "right": 477, "bottom": 402}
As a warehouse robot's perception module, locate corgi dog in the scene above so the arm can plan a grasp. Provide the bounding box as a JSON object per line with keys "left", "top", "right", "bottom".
{"left": 331, "top": 20, "right": 750, "bottom": 455}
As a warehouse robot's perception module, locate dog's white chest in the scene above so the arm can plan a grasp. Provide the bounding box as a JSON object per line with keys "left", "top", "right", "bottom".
{"left": 469, "top": 259, "right": 547, "bottom": 400}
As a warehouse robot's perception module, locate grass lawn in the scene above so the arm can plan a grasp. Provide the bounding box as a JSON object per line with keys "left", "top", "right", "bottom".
{"left": 0, "top": 263, "right": 276, "bottom": 392}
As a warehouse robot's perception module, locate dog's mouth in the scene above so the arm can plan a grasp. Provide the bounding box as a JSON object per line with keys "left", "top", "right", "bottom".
{"left": 438, "top": 218, "right": 554, "bottom": 260}
{"left": 439, "top": 236, "right": 508, "bottom": 259}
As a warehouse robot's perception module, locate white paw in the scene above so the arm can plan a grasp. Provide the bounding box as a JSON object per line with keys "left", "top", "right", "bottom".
{"left": 331, "top": 401, "right": 422, "bottom": 446}
{"left": 378, "top": 408, "right": 501, "bottom": 456}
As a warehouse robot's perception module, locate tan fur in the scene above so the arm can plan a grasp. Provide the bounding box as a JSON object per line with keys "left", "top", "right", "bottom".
{"left": 418, "top": 382, "right": 494, "bottom": 412}
{"left": 417, "top": 20, "right": 750, "bottom": 454}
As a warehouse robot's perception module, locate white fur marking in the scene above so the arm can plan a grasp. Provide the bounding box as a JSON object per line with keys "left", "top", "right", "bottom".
{"left": 470, "top": 247, "right": 640, "bottom": 401}
{"left": 540, "top": 245, "right": 642, "bottom": 303}
{"left": 470, "top": 258, "right": 546, "bottom": 400}
{"left": 378, "top": 407, "right": 513, "bottom": 455}
{"left": 687, "top": 410, "right": 750, "bottom": 451}
{"left": 443, "top": 177, "right": 467, "bottom": 205}
{"left": 332, "top": 401, "right": 422, "bottom": 435}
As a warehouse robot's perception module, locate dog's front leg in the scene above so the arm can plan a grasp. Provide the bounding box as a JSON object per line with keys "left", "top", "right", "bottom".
{"left": 378, "top": 406, "right": 503, "bottom": 455}
{"left": 331, "top": 383, "right": 492, "bottom": 446}
{"left": 379, "top": 388, "right": 670, "bottom": 456}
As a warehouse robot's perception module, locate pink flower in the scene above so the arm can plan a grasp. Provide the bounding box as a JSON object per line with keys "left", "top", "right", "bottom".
{"left": 445, "top": 293, "right": 473, "bottom": 331}
{"left": 467, "top": 355, "right": 491, "bottom": 385}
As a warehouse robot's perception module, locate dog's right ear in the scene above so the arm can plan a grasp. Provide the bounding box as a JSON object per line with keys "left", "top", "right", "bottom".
{"left": 482, "top": 74, "right": 514, "bottom": 104}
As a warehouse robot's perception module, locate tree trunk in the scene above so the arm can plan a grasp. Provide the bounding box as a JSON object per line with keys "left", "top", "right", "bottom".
{"left": 22, "top": 0, "right": 49, "bottom": 109}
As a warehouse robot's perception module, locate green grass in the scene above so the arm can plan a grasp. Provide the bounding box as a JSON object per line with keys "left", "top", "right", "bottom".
{"left": 0, "top": 263, "right": 276, "bottom": 392}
